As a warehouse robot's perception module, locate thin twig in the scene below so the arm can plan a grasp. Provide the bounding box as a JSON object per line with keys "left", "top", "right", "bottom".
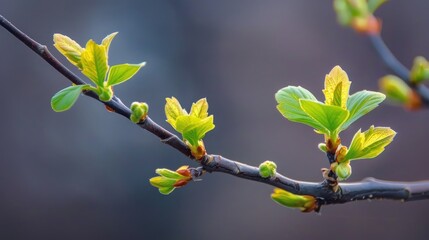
{"left": 1, "top": 14, "right": 429, "bottom": 211}
{"left": 368, "top": 34, "right": 429, "bottom": 105}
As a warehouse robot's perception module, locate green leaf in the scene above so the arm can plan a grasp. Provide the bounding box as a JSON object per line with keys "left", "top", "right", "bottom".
{"left": 271, "top": 188, "right": 316, "bottom": 212}
{"left": 101, "top": 32, "right": 118, "bottom": 56}
{"left": 106, "top": 62, "right": 146, "bottom": 86}
{"left": 81, "top": 40, "right": 109, "bottom": 86}
{"left": 323, "top": 65, "right": 351, "bottom": 109}
{"left": 379, "top": 75, "right": 411, "bottom": 104}
{"left": 176, "top": 115, "right": 215, "bottom": 146}
{"left": 155, "top": 168, "right": 186, "bottom": 180}
{"left": 341, "top": 90, "right": 385, "bottom": 130}
{"left": 344, "top": 126, "right": 396, "bottom": 161}
{"left": 299, "top": 99, "right": 349, "bottom": 135}
{"left": 368, "top": 0, "right": 388, "bottom": 13}
{"left": 165, "top": 97, "right": 187, "bottom": 130}
{"left": 51, "top": 85, "right": 88, "bottom": 112}
{"left": 190, "top": 98, "right": 209, "bottom": 119}
{"left": 149, "top": 176, "right": 176, "bottom": 195}
{"left": 53, "top": 34, "right": 84, "bottom": 69}
{"left": 333, "top": 0, "right": 370, "bottom": 25}
{"left": 410, "top": 56, "right": 429, "bottom": 84}
{"left": 275, "top": 86, "right": 325, "bottom": 131}
{"left": 333, "top": 0, "right": 354, "bottom": 25}
{"left": 159, "top": 187, "right": 175, "bottom": 195}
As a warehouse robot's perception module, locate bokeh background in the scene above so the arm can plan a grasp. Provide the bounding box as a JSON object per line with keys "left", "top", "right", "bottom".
{"left": 1, "top": 0, "right": 428, "bottom": 239}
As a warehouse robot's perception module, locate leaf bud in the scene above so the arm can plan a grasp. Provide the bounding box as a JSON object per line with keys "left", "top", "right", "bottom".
{"left": 130, "top": 102, "right": 149, "bottom": 123}
{"left": 335, "top": 162, "right": 352, "bottom": 181}
{"left": 271, "top": 188, "right": 317, "bottom": 212}
{"left": 259, "top": 161, "right": 277, "bottom": 178}
{"left": 98, "top": 87, "right": 114, "bottom": 102}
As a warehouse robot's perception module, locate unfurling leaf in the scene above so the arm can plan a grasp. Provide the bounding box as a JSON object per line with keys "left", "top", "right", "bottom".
{"left": 107, "top": 62, "right": 146, "bottom": 86}
{"left": 81, "top": 40, "right": 108, "bottom": 86}
{"left": 259, "top": 161, "right": 277, "bottom": 178}
{"left": 299, "top": 99, "right": 349, "bottom": 136}
{"left": 275, "top": 86, "right": 324, "bottom": 131}
{"left": 410, "top": 56, "right": 429, "bottom": 84}
{"left": 335, "top": 161, "right": 352, "bottom": 180}
{"left": 150, "top": 166, "right": 192, "bottom": 195}
{"left": 176, "top": 115, "right": 215, "bottom": 147}
{"left": 53, "top": 34, "right": 84, "bottom": 69}
{"left": 190, "top": 98, "right": 209, "bottom": 119}
{"left": 51, "top": 85, "right": 89, "bottom": 112}
{"left": 271, "top": 188, "right": 317, "bottom": 212}
{"left": 344, "top": 126, "right": 396, "bottom": 161}
{"left": 101, "top": 32, "right": 118, "bottom": 55}
{"left": 165, "top": 97, "right": 187, "bottom": 130}
{"left": 130, "top": 102, "right": 149, "bottom": 123}
{"left": 341, "top": 90, "right": 385, "bottom": 130}
{"left": 318, "top": 143, "right": 327, "bottom": 152}
{"left": 323, "top": 65, "right": 351, "bottom": 109}
{"left": 379, "top": 75, "right": 411, "bottom": 104}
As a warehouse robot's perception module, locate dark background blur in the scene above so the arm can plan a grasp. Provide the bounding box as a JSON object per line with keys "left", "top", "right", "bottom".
{"left": 0, "top": 0, "right": 428, "bottom": 239}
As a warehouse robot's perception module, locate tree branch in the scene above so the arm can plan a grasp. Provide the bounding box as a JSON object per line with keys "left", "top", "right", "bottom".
{"left": 368, "top": 34, "right": 429, "bottom": 105}
{"left": 1, "top": 14, "right": 429, "bottom": 211}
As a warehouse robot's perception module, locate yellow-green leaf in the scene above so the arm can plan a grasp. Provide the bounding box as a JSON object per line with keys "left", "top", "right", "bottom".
{"left": 81, "top": 40, "right": 108, "bottom": 86}
{"left": 190, "top": 98, "right": 209, "bottom": 119}
{"left": 379, "top": 75, "right": 411, "bottom": 104}
{"left": 155, "top": 168, "right": 186, "bottom": 180}
{"left": 165, "top": 97, "right": 187, "bottom": 130}
{"left": 341, "top": 90, "right": 385, "bottom": 130}
{"left": 299, "top": 99, "right": 349, "bottom": 135}
{"left": 344, "top": 126, "right": 396, "bottom": 161}
{"left": 323, "top": 65, "right": 351, "bottom": 109}
{"left": 51, "top": 85, "right": 89, "bottom": 112}
{"left": 271, "top": 188, "right": 316, "bottom": 212}
{"left": 53, "top": 33, "right": 84, "bottom": 69}
{"left": 275, "top": 86, "right": 325, "bottom": 131}
{"left": 101, "top": 32, "right": 118, "bottom": 56}
{"left": 106, "top": 62, "right": 146, "bottom": 86}
{"left": 410, "top": 56, "right": 429, "bottom": 84}
{"left": 368, "top": 0, "right": 388, "bottom": 13}
{"left": 176, "top": 115, "right": 215, "bottom": 146}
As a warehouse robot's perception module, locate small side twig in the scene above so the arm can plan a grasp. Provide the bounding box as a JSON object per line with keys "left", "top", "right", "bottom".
{"left": 368, "top": 34, "right": 429, "bottom": 106}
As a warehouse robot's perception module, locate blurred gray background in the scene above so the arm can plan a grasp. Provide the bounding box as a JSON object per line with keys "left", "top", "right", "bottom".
{"left": 1, "top": 0, "right": 428, "bottom": 239}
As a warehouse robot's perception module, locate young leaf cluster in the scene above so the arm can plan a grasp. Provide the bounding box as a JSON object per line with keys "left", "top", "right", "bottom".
{"left": 334, "top": 0, "right": 385, "bottom": 33}
{"left": 150, "top": 166, "right": 192, "bottom": 195}
{"left": 165, "top": 97, "right": 215, "bottom": 159}
{"left": 51, "top": 33, "right": 145, "bottom": 112}
{"left": 275, "top": 66, "right": 395, "bottom": 181}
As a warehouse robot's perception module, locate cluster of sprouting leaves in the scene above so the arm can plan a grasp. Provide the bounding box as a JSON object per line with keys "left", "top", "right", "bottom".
{"left": 333, "top": 0, "right": 387, "bottom": 33}
{"left": 269, "top": 66, "right": 396, "bottom": 211}
{"left": 150, "top": 166, "right": 193, "bottom": 195}
{"left": 165, "top": 97, "right": 215, "bottom": 160}
{"left": 51, "top": 33, "right": 145, "bottom": 112}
